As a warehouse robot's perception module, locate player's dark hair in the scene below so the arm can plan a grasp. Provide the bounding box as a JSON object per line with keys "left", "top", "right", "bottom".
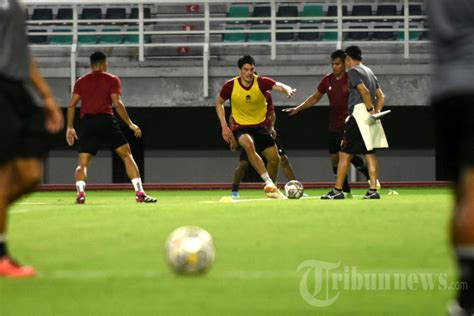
{"left": 331, "top": 49, "right": 346, "bottom": 61}
{"left": 345, "top": 46, "right": 362, "bottom": 61}
{"left": 238, "top": 55, "right": 255, "bottom": 69}
{"left": 90, "top": 51, "right": 107, "bottom": 66}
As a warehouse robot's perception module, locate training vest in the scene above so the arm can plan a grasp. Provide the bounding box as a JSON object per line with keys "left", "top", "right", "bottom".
{"left": 231, "top": 75, "right": 267, "bottom": 126}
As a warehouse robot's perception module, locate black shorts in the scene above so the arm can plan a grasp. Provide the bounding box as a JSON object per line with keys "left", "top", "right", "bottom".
{"left": 239, "top": 136, "right": 285, "bottom": 161}
{"left": 234, "top": 126, "right": 275, "bottom": 154}
{"left": 78, "top": 114, "right": 128, "bottom": 155}
{"left": 0, "top": 76, "right": 48, "bottom": 165}
{"left": 340, "top": 116, "right": 375, "bottom": 155}
{"left": 433, "top": 95, "right": 474, "bottom": 184}
{"left": 328, "top": 131, "right": 343, "bottom": 154}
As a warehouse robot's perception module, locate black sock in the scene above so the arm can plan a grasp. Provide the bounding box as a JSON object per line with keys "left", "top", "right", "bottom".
{"left": 352, "top": 155, "right": 369, "bottom": 180}
{"left": 368, "top": 188, "right": 377, "bottom": 193}
{"left": 457, "top": 249, "right": 474, "bottom": 311}
{"left": 0, "top": 241, "right": 8, "bottom": 258}
{"left": 232, "top": 183, "right": 239, "bottom": 192}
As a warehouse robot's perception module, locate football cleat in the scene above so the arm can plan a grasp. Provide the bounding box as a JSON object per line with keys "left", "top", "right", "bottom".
{"left": 321, "top": 189, "right": 345, "bottom": 200}
{"left": 264, "top": 183, "right": 280, "bottom": 199}
{"left": 0, "top": 257, "right": 36, "bottom": 278}
{"left": 75, "top": 192, "right": 85, "bottom": 204}
{"left": 230, "top": 191, "right": 240, "bottom": 198}
{"left": 136, "top": 192, "right": 157, "bottom": 203}
{"left": 364, "top": 190, "right": 380, "bottom": 199}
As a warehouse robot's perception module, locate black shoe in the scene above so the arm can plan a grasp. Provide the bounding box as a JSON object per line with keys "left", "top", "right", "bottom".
{"left": 321, "top": 188, "right": 344, "bottom": 200}
{"left": 364, "top": 190, "right": 380, "bottom": 199}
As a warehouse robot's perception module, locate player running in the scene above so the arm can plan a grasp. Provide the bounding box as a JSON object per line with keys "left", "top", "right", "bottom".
{"left": 66, "top": 52, "right": 156, "bottom": 204}
{"left": 215, "top": 55, "right": 296, "bottom": 198}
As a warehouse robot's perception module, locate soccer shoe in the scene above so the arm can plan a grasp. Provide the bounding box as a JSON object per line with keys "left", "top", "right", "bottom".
{"left": 448, "top": 301, "right": 473, "bottom": 316}
{"left": 230, "top": 191, "right": 240, "bottom": 198}
{"left": 321, "top": 189, "right": 344, "bottom": 200}
{"left": 75, "top": 192, "right": 85, "bottom": 204}
{"left": 0, "top": 257, "right": 36, "bottom": 278}
{"left": 263, "top": 183, "right": 280, "bottom": 199}
{"left": 363, "top": 190, "right": 380, "bottom": 199}
{"left": 368, "top": 179, "right": 382, "bottom": 190}
{"left": 136, "top": 192, "right": 157, "bottom": 203}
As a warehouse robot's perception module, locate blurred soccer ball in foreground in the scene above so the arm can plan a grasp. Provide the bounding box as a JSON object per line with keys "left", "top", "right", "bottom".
{"left": 165, "top": 226, "right": 215, "bottom": 274}
{"left": 284, "top": 180, "right": 304, "bottom": 199}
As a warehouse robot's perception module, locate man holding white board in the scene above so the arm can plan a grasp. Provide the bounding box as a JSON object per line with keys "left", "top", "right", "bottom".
{"left": 322, "top": 46, "right": 388, "bottom": 200}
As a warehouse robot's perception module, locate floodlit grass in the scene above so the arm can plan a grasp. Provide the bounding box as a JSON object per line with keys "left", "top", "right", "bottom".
{"left": 0, "top": 188, "right": 456, "bottom": 315}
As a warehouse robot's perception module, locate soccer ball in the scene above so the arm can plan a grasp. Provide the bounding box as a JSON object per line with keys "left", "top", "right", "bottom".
{"left": 165, "top": 226, "right": 215, "bottom": 274}
{"left": 284, "top": 180, "right": 304, "bottom": 199}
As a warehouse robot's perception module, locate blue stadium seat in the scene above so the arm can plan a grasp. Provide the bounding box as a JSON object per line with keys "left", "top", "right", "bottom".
{"left": 277, "top": 6, "right": 298, "bottom": 24}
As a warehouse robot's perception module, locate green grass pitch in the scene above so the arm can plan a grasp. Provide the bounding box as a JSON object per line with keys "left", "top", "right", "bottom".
{"left": 0, "top": 188, "right": 457, "bottom": 315}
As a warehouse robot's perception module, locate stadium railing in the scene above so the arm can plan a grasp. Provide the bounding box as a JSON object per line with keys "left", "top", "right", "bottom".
{"left": 24, "top": 0, "right": 428, "bottom": 98}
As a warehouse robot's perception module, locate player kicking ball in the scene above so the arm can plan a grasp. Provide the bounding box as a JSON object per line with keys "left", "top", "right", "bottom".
{"left": 215, "top": 55, "right": 296, "bottom": 198}
{"left": 66, "top": 52, "right": 156, "bottom": 204}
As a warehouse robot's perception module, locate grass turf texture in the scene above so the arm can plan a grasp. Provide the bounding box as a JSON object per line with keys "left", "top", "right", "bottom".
{"left": 0, "top": 188, "right": 456, "bottom": 315}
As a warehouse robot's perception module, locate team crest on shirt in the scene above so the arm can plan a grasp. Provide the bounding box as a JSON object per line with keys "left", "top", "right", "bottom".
{"left": 245, "top": 95, "right": 252, "bottom": 102}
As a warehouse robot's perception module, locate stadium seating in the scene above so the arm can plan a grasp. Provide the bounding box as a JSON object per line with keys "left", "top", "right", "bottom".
{"left": 123, "top": 28, "right": 151, "bottom": 44}
{"left": 297, "top": 26, "right": 320, "bottom": 41}
{"left": 301, "top": 4, "right": 324, "bottom": 24}
{"left": 223, "top": 27, "right": 245, "bottom": 42}
{"left": 322, "top": 25, "right": 338, "bottom": 41}
{"left": 50, "top": 28, "right": 73, "bottom": 45}
{"left": 32, "top": 8, "right": 53, "bottom": 23}
{"left": 100, "top": 28, "right": 122, "bottom": 44}
{"left": 78, "top": 29, "right": 97, "bottom": 44}
{"left": 130, "top": 7, "right": 151, "bottom": 19}
{"left": 276, "top": 26, "right": 294, "bottom": 41}
{"left": 248, "top": 25, "right": 270, "bottom": 42}
{"left": 277, "top": 6, "right": 298, "bottom": 24}
{"left": 81, "top": 8, "right": 102, "bottom": 21}
{"left": 57, "top": 8, "right": 73, "bottom": 21}
{"left": 105, "top": 8, "right": 127, "bottom": 23}
{"left": 351, "top": 5, "right": 373, "bottom": 22}
{"left": 397, "top": 25, "right": 420, "bottom": 41}
{"left": 372, "top": 25, "right": 395, "bottom": 40}
{"left": 28, "top": 29, "right": 48, "bottom": 44}
{"left": 252, "top": 6, "right": 271, "bottom": 24}
{"left": 326, "top": 5, "right": 348, "bottom": 20}
{"left": 376, "top": 4, "right": 398, "bottom": 21}
{"left": 227, "top": 6, "right": 249, "bottom": 24}
{"left": 347, "top": 25, "right": 370, "bottom": 41}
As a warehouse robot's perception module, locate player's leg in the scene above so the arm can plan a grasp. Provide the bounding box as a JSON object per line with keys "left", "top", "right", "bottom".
{"left": 238, "top": 133, "right": 278, "bottom": 196}
{"left": 114, "top": 144, "right": 157, "bottom": 203}
{"left": 74, "top": 153, "right": 92, "bottom": 204}
{"left": 363, "top": 153, "right": 380, "bottom": 199}
{"left": 328, "top": 132, "right": 351, "bottom": 194}
{"left": 0, "top": 161, "right": 37, "bottom": 277}
{"left": 280, "top": 155, "right": 296, "bottom": 181}
{"left": 351, "top": 155, "right": 369, "bottom": 180}
{"left": 231, "top": 152, "right": 249, "bottom": 198}
{"left": 4, "top": 158, "right": 43, "bottom": 204}
{"left": 260, "top": 145, "right": 281, "bottom": 182}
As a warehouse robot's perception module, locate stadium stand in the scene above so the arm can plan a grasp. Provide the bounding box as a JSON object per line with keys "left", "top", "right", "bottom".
{"left": 227, "top": 6, "right": 249, "bottom": 24}
{"left": 276, "top": 5, "right": 298, "bottom": 24}
{"left": 252, "top": 6, "right": 271, "bottom": 24}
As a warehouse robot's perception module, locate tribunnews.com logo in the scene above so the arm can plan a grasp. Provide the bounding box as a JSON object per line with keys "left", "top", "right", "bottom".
{"left": 297, "top": 259, "right": 468, "bottom": 308}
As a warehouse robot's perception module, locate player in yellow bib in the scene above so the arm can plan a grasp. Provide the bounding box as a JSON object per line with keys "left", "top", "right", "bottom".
{"left": 215, "top": 55, "right": 296, "bottom": 197}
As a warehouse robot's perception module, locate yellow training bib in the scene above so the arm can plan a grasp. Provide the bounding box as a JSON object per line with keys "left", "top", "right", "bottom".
{"left": 231, "top": 75, "right": 267, "bottom": 125}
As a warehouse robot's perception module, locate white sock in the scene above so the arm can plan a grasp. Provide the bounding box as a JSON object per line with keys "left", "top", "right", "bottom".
{"left": 76, "top": 181, "right": 86, "bottom": 193}
{"left": 260, "top": 172, "right": 274, "bottom": 186}
{"left": 131, "top": 178, "right": 144, "bottom": 193}
{"left": 0, "top": 234, "right": 7, "bottom": 242}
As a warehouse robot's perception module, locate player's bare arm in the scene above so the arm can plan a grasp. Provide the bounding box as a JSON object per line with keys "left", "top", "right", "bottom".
{"left": 284, "top": 90, "right": 323, "bottom": 116}
{"left": 355, "top": 83, "right": 374, "bottom": 111}
{"left": 215, "top": 94, "right": 235, "bottom": 145}
{"left": 272, "top": 82, "right": 296, "bottom": 98}
{"left": 112, "top": 94, "right": 142, "bottom": 138}
{"left": 375, "top": 88, "right": 385, "bottom": 113}
{"left": 30, "top": 58, "right": 64, "bottom": 133}
{"left": 66, "top": 94, "right": 81, "bottom": 146}
{"left": 267, "top": 111, "right": 277, "bottom": 138}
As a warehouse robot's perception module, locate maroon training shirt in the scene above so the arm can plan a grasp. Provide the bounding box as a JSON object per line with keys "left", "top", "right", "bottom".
{"left": 317, "top": 72, "right": 349, "bottom": 133}
{"left": 73, "top": 70, "right": 121, "bottom": 118}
